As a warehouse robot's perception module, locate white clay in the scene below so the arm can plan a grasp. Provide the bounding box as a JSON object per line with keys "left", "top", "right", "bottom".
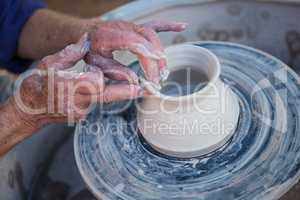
{"left": 137, "top": 44, "right": 240, "bottom": 158}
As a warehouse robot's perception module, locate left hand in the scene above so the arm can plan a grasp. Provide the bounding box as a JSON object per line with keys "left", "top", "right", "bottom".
{"left": 12, "top": 33, "right": 143, "bottom": 128}
{"left": 87, "top": 20, "right": 187, "bottom": 84}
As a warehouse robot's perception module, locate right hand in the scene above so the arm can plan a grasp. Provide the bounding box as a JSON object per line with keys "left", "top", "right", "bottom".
{"left": 87, "top": 20, "right": 187, "bottom": 84}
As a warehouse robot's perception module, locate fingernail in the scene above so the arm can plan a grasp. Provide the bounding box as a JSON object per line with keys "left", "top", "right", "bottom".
{"left": 160, "top": 68, "right": 170, "bottom": 81}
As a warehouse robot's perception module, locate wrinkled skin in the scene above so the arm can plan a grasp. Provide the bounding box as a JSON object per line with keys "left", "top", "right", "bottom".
{"left": 88, "top": 20, "right": 187, "bottom": 84}
{"left": 13, "top": 33, "right": 143, "bottom": 127}
{"left": 0, "top": 18, "right": 187, "bottom": 156}
{"left": 12, "top": 20, "right": 186, "bottom": 127}
{"left": 13, "top": 20, "right": 186, "bottom": 127}
{"left": 0, "top": 20, "right": 186, "bottom": 156}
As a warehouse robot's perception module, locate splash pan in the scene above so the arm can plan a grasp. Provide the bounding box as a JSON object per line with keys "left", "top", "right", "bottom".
{"left": 74, "top": 42, "right": 300, "bottom": 200}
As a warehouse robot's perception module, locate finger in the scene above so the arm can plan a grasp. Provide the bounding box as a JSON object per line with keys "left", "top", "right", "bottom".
{"left": 39, "top": 33, "right": 90, "bottom": 70}
{"left": 86, "top": 54, "right": 139, "bottom": 84}
{"left": 55, "top": 70, "right": 105, "bottom": 95}
{"left": 143, "top": 20, "right": 187, "bottom": 32}
{"left": 135, "top": 26, "right": 163, "bottom": 51}
{"left": 90, "top": 64, "right": 139, "bottom": 85}
{"left": 138, "top": 56, "right": 160, "bottom": 84}
{"left": 102, "top": 67, "right": 139, "bottom": 85}
{"left": 134, "top": 26, "right": 167, "bottom": 72}
{"left": 90, "top": 30, "right": 163, "bottom": 60}
{"left": 77, "top": 84, "right": 143, "bottom": 104}
{"left": 73, "top": 71, "right": 105, "bottom": 95}
{"left": 99, "top": 20, "right": 136, "bottom": 31}
{"left": 128, "top": 41, "right": 164, "bottom": 60}
{"left": 65, "top": 93, "right": 93, "bottom": 121}
{"left": 101, "top": 84, "right": 143, "bottom": 103}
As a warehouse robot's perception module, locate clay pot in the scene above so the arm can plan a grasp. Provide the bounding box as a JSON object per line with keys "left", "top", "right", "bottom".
{"left": 137, "top": 44, "right": 240, "bottom": 158}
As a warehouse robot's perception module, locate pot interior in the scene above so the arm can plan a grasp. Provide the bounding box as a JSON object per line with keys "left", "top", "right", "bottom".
{"left": 159, "top": 44, "right": 220, "bottom": 97}
{"left": 160, "top": 67, "right": 209, "bottom": 96}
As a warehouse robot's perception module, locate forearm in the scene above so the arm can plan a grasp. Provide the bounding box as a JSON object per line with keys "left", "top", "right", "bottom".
{"left": 0, "top": 99, "right": 38, "bottom": 156}
{"left": 18, "top": 9, "right": 100, "bottom": 60}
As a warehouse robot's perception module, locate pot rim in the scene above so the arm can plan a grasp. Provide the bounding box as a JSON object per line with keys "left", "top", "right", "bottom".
{"left": 140, "top": 44, "right": 221, "bottom": 102}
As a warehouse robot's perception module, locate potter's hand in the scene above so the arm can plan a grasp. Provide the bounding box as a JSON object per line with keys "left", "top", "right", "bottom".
{"left": 87, "top": 20, "right": 187, "bottom": 84}
{"left": 11, "top": 33, "right": 143, "bottom": 128}
{"left": 0, "top": 34, "right": 144, "bottom": 156}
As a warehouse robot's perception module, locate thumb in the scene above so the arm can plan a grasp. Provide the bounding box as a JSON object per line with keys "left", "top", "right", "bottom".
{"left": 38, "top": 33, "right": 90, "bottom": 70}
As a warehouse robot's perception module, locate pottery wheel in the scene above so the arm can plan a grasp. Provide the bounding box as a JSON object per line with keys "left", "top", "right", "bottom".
{"left": 74, "top": 42, "right": 300, "bottom": 200}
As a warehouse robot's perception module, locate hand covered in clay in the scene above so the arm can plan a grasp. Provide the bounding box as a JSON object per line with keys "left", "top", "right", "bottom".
{"left": 87, "top": 20, "right": 187, "bottom": 84}
{"left": 11, "top": 33, "right": 143, "bottom": 129}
